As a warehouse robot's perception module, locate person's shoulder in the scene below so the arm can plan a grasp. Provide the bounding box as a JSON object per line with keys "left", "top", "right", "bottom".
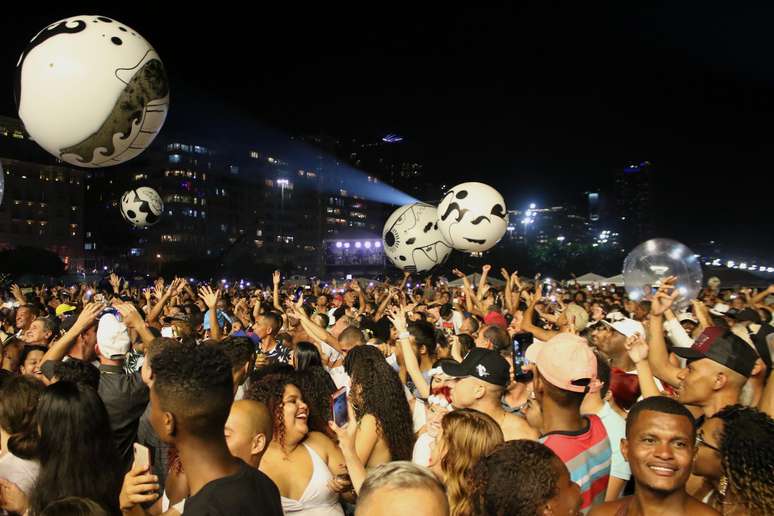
{"left": 686, "top": 496, "right": 721, "bottom": 515}
{"left": 306, "top": 431, "right": 336, "bottom": 453}
{"left": 588, "top": 499, "right": 626, "bottom": 516}
{"left": 503, "top": 413, "right": 539, "bottom": 440}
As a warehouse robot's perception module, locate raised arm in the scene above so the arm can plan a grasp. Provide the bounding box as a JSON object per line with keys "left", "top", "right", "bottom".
{"left": 199, "top": 286, "right": 222, "bottom": 341}
{"left": 147, "top": 278, "right": 182, "bottom": 325}
{"left": 501, "top": 268, "right": 513, "bottom": 314}
{"left": 520, "top": 284, "right": 559, "bottom": 342}
{"left": 625, "top": 334, "right": 661, "bottom": 398}
{"left": 272, "top": 271, "right": 283, "bottom": 313}
{"left": 398, "top": 271, "right": 410, "bottom": 292}
{"left": 374, "top": 289, "right": 395, "bottom": 322}
{"left": 40, "top": 303, "right": 103, "bottom": 365}
{"left": 477, "top": 265, "right": 491, "bottom": 302}
{"left": 389, "top": 306, "right": 430, "bottom": 399}
{"left": 352, "top": 281, "right": 367, "bottom": 311}
{"left": 750, "top": 285, "right": 774, "bottom": 307}
{"left": 290, "top": 298, "right": 342, "bottom": 352}
{"left": 116, "top": 302, "right": 156, "bottom": 348}
{"left": 646, "top": 277, "right": 684, "bottom": 387}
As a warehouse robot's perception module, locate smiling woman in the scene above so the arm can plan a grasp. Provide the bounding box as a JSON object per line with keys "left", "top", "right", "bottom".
{"left": 247, "top": 371, "right": 349, "bottom": 516}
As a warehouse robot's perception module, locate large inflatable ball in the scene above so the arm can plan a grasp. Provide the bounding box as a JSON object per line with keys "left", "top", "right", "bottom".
{"left": 622, "top": 238, "right": 703, "bottom": 309}
{"left": 437, "top": 182, "right": 508, "bottom": 252}
{"left": 382, "top": 203, "right": 452, "bottom": 272}
{"left": 120, "top": 187, "right": 163, "bottom": 227}
{"left": 15, "top": 15, "right": 169, "bottom": 167}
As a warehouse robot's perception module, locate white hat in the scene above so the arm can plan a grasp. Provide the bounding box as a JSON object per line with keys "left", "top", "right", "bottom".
{"left": 678, "top": 313, "right": 699, "bottom": 325}
{"left": 605, "top": 311, "right": 626, "bottom": 322}
{"left": 710, "top": 303, "right": 731, "bottom": 316}
{"left": 96, "top": 313, "right": 130, "bottom": 360}
{"left": 602, "top": 318, "right": 646, "bottom": 338}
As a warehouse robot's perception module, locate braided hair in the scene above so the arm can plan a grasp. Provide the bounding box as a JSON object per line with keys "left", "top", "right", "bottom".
{"left": 715, "top": 404, "right": 774, "bottom": 515}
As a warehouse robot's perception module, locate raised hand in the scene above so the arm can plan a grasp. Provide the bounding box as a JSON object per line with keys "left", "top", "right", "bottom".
{"left": 198, "top": 285, "right": 220, "bottom": 310}
{"left": 9, "top": 284, "right": 25, "bottom": 303}
{"left": 650, "top": 276, "right": 679, "bottom": 316}
{"left": 115, "top": 303, "right": 145, "bottom": 330}
{"left": 511, "top": 271, "right": 523, "bottom": 290}
{"left": 154, "top": 277, "right": 165, "bottom": 295}
{"left": 482, "top": 264, "right": 492, "bottom": 274}
{"left": 387, "top": 306, "right": 409, "bottom": 334}
{"left": 109, "top": 273, "right": 122, "bottom": 292}
{"left": 451, "top": 268, "right": 466, "bottom": 279}
{"left": 625, "top": 334, "right": 649, "bottom": 364}
{"left": 73, "top": 302, "right": 105, "bottom": 332}
{"left": 272, "top": 270, "right": 281, "bottom": 286}
{"left": 500, "top": 268, "right": 510, "bottom": 280}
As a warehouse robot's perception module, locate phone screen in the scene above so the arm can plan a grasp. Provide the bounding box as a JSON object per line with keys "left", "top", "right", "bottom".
{"left": 133, "top": 443, "right": 151, "bottom": 469}
{"left": 331, "top": 388, "right": 348, "bottom": 427}
{"left": 512, "top": 332, "right": 534, "bottom": 382}
{"left": 346, "top": 274, "right": 353, "bottom": 280}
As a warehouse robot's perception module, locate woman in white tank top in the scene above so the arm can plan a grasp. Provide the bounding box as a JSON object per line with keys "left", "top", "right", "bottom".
{"left": 250, "top": 373, "right": 356, "bottom": 516}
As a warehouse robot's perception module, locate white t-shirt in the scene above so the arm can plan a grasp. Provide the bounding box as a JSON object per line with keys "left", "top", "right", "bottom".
{"left": 328, "top": 365, "right": 351, "bottom": 391}
{"left": 412, "top": 433, "right": 435, "bottom": 467}
{"left": 436, "top": 311, "right": 464, "bottom": 336}
{"left": 0, "top": 450, "right": 39, "bottom": 495}
{"left": 596, "top": 402, "right": 630, "bottom": 482}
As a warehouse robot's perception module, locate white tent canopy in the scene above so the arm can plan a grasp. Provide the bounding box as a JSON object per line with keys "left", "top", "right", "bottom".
{"left": 447, "top": 273, "right": 506, "bottom": 288}
{"left": 574, "top": 273, "right": 609, "bottom": 286}
{"left": 606, "top": 274, "right": 625, "bottom": 287}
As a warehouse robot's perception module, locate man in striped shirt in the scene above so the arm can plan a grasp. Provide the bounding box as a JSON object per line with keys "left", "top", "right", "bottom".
{"left": 526, "top": 333, "right": 612, "bottom": 514}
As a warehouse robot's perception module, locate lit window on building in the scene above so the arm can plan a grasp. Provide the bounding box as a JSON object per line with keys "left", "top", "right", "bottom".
{"left": 169, "top": 154, "right": 181, "bottom": 164}
{"left": 250, "top": 151, "right": 260, "bottom": 159}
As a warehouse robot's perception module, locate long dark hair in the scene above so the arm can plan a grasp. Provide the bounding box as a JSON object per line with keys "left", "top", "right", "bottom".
{"left": 294, "top": 341, "right": 323, "bottom": 371}
{"left": 0, "top": 375, "right": 44, "bottom": 459}
{"left": 344, "top": 346, "right": 414, "bottom": 461}
{"left": 247, "top": 371, "right": 300, "bottom": 450}
{"left": 296, "top": 367, "right": 337, "bottom": 437}
{"left": 29, "top": 382, "right": 122, "bottom": 515}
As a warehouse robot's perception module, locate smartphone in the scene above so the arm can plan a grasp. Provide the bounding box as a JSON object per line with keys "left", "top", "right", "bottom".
{"left": 512, "top": 332, "right": 534, "bottom": 382}
{"left": 161, "top": 326, "right": 177, "bottom": 338}
{"left": 331, "top": 387, "right": 349, "bottom": 427}
{"left": 346, "top": 274, "right": 353, "bottom": 280}
{"left": 133, "top": 443, "right": 151, "bottom": 469}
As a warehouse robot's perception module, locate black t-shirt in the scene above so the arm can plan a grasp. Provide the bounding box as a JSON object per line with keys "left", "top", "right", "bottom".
{"left": 184, "top": 460, "right": 283, "bottom": 516}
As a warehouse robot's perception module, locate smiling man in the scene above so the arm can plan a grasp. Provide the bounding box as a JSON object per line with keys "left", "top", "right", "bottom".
{"left": 590, "top": 396, "right": 719, "bottom": 516}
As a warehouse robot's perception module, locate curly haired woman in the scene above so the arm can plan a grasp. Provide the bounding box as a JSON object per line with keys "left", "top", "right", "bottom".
{"left": 344, "top": 345, "right": 415, "bottom": 467}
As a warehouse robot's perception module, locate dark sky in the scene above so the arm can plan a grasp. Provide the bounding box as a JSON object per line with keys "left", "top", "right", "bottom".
{"left": 2, "top": 4, "right": 773, "bottom": 257}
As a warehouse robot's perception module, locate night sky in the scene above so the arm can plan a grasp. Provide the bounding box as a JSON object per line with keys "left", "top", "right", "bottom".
{"left": 2, "top": 4, "right": 773, "bottom": 257}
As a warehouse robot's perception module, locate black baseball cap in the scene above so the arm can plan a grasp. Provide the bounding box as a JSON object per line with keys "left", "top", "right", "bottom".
{"left": 674, "top": 327, "right": 759, "bottom": 377}
{"left": 751, "top": 324, "right": 774, "bottom": 373}
{"left": 441, "top": 348, "right": 510, "bottom": 387}
{"left": 729, "top": 308, "right": 762, "bottom": 324}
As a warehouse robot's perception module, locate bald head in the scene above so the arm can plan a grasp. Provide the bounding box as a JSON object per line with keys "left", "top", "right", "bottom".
{"left": 224, "top": 400, "right": 273, "bottom": 468}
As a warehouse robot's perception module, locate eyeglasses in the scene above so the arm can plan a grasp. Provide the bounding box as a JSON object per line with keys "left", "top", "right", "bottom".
{"left": 696, "top": 431, "right": 720, "bottom": 453}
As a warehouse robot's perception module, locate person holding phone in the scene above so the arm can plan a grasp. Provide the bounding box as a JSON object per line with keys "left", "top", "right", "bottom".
{"left": 247, "top": 372, "right": 360, "bottom": 515}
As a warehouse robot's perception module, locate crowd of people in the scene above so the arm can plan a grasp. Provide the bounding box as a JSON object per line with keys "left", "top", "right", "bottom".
{"left": 0, "top": 265, "right": 772, "bottom": 515}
